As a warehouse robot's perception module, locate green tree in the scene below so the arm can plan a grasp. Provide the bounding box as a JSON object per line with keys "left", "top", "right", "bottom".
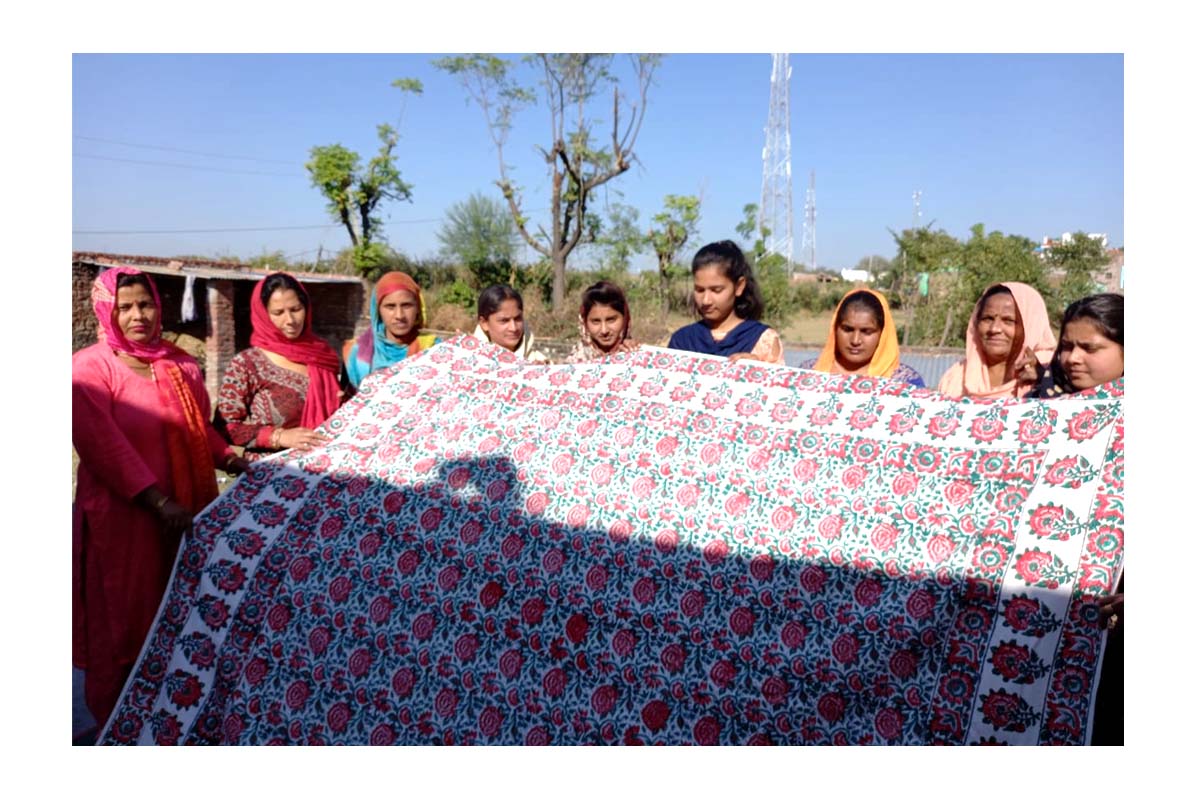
{"left": 437, "top": 192, "right": 521, "bottom": 288}
{"left": 755, "top": 252, "right": 794, "bottom": 325}
{"left": 435, "top": 53, "right": 661, "bottom": 313}
{"left": 593, "top": 201, "right": 645, "bottom": 274}
{"left": 647, "top": 194, "right": 701, "bottom": 313}
{"left": 1044, "top": 231, "right": 1109, "bottom": 318}
{"left": 887, "top": 225, "right": 963, "bottom": 345}
{"left": 305, "top": 80, "right": 421, "bottom": 276}
{"left": 736, "top": 203, "right": 769, "bottom": 261}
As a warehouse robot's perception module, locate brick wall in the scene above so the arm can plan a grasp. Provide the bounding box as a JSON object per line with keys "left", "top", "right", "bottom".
{"left": 205, "top": 280, "right": 237, "bottom": 404}
{"left": 307, "top": 280, "right": 367, "bottom": 355}
{"left": 72, "top": 262, "right": 99, "bottom": 352}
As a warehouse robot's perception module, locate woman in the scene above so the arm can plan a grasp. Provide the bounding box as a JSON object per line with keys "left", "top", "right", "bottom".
{"left": 565, "top": 280, "right": 640, "bottom": 363}
{"left": 667, "top": 240, "right": 785, "bottom": 365}
{"left": 1030, "top": 292, "right": 1125, "bottom": 398}
{"left": 936, "top": 282, "right": 1056, "bottom": 399}
{"left": 797, "top": 288, "right": 925, "bottom": 386}
{"left": 216, "top": 272, "right": 342, "bottom": 461}
{"left": 345, "top": 271, "right": 441, "bottom": 387}
{"left": 73, "top": 267, "right": 247, "bottom": 727}
{"left": 472, "top": 284, "right": 549, "bottom": 363}
{"left": 1030, "top": 293, "right": 1124, "bottom": 745}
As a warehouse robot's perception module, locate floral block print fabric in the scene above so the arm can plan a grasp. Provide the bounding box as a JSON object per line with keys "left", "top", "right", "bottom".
{"left": 99, "top": 338, "right": 1123, "bottom": 745}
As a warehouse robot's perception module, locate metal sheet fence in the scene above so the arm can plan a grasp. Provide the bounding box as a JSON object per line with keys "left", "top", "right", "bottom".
{"left": 784, "top": 347, "right": 962, "bottom": 389}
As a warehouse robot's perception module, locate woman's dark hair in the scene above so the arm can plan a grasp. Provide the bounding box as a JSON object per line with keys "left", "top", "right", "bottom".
{"left": 478, "top": 284, "right": 523, "bottom": 319}
{"left": 115, "top": 271, "right": 155, "bottom": 294}
{"left": 260, "top": 272, "right": 309, "bottom": 309}
{"left": 1051, "top": 293, "right": 1124, "bottom": 392}
{"left": 837, "top": 290, "right": 884, "bottom": 328}
{"left": 976, "top": 284, "right": 1014, "bottom": 314}
{"left": 580, "top": 281, "right": 630, "bottom": 321}
{"left": 1062, "top": 292, "right": 1123, "bottom": 347}
{"left": 690, "top": 240, "right": 765, "bottom": 321}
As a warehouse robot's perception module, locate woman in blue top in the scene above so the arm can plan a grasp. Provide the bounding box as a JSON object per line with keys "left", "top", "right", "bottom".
{"left": 668, "top": 240, "right": 785, "bottom": 365}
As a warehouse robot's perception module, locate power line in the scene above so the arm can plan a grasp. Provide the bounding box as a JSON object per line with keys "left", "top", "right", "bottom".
{"left": 73, "top": 216, "right": 448, "bottom": 235}
{"left": 74, "top": 134, "right": 297, "bottom": 165}
{"left": 74, "top": 224, "right": 341, "bottom": 235}
{"left": 74, "top": 153, "right": 299, "bottom": 177}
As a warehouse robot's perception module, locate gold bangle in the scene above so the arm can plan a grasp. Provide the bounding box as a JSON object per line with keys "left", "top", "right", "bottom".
{"left": 152, "top": 494, "right": 170, "bottom": 512}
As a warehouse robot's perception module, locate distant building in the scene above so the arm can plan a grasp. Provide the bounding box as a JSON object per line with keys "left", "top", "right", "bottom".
{"left": 1095, "top": 249, "right": 1124, "bottom": 294}
{"left": 839, "top": 269, "right": 871, "bottom": 283}
{"left": 1036, "top": 232, "right": 1109, "bottom": 259}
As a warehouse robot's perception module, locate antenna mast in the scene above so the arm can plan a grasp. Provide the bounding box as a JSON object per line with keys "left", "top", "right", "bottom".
{"left": 800, "top": 170, "right": 816, "bottom": 271}
{"left": 760, "top": 53, "right": 794, "bottom": 272}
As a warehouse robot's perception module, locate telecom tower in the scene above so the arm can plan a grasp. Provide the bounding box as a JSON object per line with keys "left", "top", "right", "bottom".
{"left": 760, "top": 53, "right": 793, "bottom": 271}
{"left": 800, "top": 170, "right": 816, "bottom": 271}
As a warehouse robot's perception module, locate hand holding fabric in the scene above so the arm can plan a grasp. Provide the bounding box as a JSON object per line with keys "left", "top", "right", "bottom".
{"left": 1098, "top": 593, "right": 1123, "bottom": 631}
{"left": 276, "top": 427, "right": 329, "bottom": 451}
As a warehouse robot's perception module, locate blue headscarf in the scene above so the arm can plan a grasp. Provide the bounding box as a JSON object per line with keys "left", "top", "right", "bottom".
{"left": 345, "top": 272, "right": 440, "bottom": 387}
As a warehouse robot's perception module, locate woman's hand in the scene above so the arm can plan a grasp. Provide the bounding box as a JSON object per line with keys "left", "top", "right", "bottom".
{"left": 222, "top": 455, "right": 251, "bottom": 476}
{"left": 728, "top": 352, "right": 758, "bottom": 364}
{"left": 156, "top": 498, "right": 194, "bottom": 537}
{"left": 1098, "top": 593, "right": 1123, "bottom": 631}
{"left": 1012, "top": 346, "right": 1040, "bottom": 384}
{"left": 138, "top": 487, "right": 193, "bottom": 537}
{"left": 276, "top": 427, "right": 329, "bottom": 452}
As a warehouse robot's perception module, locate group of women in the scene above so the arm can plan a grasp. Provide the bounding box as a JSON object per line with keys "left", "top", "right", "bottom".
{"left": 73, "top": 239, "right": 1123, "bottom": 741}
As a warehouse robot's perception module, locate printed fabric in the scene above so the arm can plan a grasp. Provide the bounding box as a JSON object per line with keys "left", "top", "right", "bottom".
{"left": 98, "top": 337, "right": 1123, "bottom": 745}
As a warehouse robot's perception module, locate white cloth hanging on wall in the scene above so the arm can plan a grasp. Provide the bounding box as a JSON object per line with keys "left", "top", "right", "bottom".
{"left": 181, "top": 274, "right": 197, "bottom": 322}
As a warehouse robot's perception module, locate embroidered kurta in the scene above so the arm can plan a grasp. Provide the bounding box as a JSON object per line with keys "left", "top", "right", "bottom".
{"left": 72, "top": 342, "right": 233, "bottom": 727}
{"left": 216, "top": 348, "right": 310, "bottom": 461}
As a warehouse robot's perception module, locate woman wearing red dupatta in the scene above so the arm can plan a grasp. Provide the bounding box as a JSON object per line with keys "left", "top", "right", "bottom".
{"left": 216, "top": 272, "right": 343, "bottom": 460}
{"left": 73, "top": 267, "right": 247, "bottom": 728}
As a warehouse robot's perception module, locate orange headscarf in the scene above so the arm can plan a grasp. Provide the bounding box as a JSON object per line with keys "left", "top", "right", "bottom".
{"left": 937, "top": 281, "right": 1057, "bottom": 399}
{"left": 813, "top": 288, "right": 901, "bottom": 378}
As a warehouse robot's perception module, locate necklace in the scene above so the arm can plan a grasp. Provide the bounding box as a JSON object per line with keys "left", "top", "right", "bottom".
{"left": 116, "top": 351, "right": 156, "bottom": 383}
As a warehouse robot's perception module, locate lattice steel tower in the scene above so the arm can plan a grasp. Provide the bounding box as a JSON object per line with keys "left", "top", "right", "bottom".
{"left": 760, "top": 53, "right": 793, "bottom": 271}
{"left": 800, "top": 170, "right": 816, "bottom": 271}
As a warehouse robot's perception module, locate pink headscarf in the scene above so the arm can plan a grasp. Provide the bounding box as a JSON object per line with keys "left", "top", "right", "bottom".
{"left": 250, "top": 273, "right": 342, "bottom": 429}
{"left": 937, "top": 282, "right": 1057, "bottom": 399}
{"left": 91, "top": 267, "right": 183, "bottom": 361}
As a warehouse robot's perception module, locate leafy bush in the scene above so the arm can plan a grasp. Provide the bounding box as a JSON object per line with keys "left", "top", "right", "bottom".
{"left": 440, "top": 280, "right": 477, "bottom": 311}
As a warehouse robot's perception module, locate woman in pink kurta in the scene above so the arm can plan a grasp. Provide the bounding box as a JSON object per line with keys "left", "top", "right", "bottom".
{"left": 73, "top": 267, "right": 246, "bottom": 729}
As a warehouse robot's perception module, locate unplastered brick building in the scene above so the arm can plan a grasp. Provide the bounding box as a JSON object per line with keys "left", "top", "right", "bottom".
{"left": 73, "top": 252, "right": 366, "bottom": 403}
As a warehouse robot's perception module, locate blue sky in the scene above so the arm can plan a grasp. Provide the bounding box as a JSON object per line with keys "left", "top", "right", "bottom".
{"left": 72, "top": 53, "right": 1122, "bottom": 271}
